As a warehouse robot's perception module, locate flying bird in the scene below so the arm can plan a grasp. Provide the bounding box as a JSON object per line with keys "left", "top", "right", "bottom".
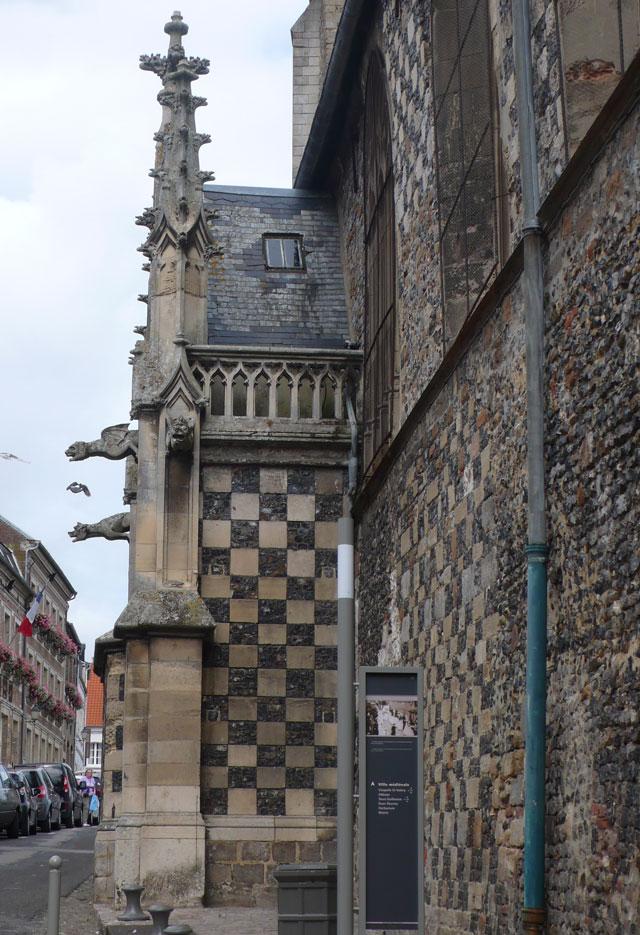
{"left": 0, "top": 452, "right": 30, "bottom": 463}
{"left": 67, "top": 482, "right": 91, "bottom": 497}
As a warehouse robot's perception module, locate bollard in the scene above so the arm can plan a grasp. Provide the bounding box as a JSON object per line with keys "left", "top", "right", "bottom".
{"left": 47, "top": 856, "right": 62, "bottom": 935}
{"left": 163, "top": 926, "right": 193, "bottom": 935}
{"left": 118, "top": 883, "right": 149, "bottom": 921}
{"left": 149, "top": 904, "right": 173, "bottom": 935}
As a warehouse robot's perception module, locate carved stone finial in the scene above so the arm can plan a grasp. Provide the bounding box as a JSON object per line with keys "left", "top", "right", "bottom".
{"left": 165, "top": 10, "right": 189, "bottom": 47}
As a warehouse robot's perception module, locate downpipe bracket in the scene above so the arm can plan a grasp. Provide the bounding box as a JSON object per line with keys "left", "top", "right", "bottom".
{"left": 522, "top": 906, "right": 545, "bottom": 934}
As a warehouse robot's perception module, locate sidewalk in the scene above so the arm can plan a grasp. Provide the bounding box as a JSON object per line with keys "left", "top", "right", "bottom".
{"left": 58, "top": 878, "right": 279, "bottom": 935}
{"left": 94, "top": 901, "right": 278, "bottom": 935}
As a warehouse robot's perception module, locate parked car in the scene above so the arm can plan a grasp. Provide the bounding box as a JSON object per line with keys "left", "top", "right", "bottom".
{"left": 8, "top": 770, "right": 38, "bottom": 836}
{"left": 17, "top": 762, "right": 81, "bottom": 829}
{"left": 0, "top": 763, "right": 21, "bottom": 838}
{"left": 17, "top": 766, "right": 62, "bottom": 832}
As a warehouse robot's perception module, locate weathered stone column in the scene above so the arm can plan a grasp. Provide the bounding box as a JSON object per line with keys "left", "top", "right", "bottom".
{"left": 112, "top": 593, "right": 214, "bottom": 905}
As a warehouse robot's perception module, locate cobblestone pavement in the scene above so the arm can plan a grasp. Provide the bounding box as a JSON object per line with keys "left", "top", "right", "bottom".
{"left": 95, "top": 899, "right": 278, "bottom": 935}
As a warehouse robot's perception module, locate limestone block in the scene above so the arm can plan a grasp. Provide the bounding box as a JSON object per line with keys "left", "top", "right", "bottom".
{"left": 230, "top": 599, "right": 259, "bottom": 622}
{"left": 203, "top": 519, "right": 231, "bottom": 547}
{"left": 228, "top": 789, "right": 257, "bottom": 815}
{"left": 259, "top": 522, "right": 287, "bottom": 548}
{"left": 231, "top": 493, "right": 259, "bottom": 520}
{"left": 286, "top": 746, "right": 314, "bottom": 767}
{"left": 149, "top": 690, "right": 201, "bottom": 716}
{"left": 285, "top": 790, "right": 314, "bottom": 816}
{"left": 149, "top": 660, "right": 201, "bottom": 692}
{"left": 315, "top": 522, "right": 338, "bottom": 548}
{"left": 201, "top": 575, "right": 231, "bottom": 598}
{"left": 258, "top": 578, "right": 287, "bottom": 599}
{"left": 146, "top": 785, "right": 199, "bottom": 812}
{"left": 228, "top": 697, "right": 258, "bottom": 720}
{"left": 229, "top": 644, "right": 258, "bottom": 667}
{"left": 287, "top": 495, "right": 315, "bottom": 521}
{"left": 258, "top": 624, "right": 286, "bottom": 644}
{"left": 287, "top": 601, "right": 315, "bottom": 624}
{"left": 148, "top": 715, "right": 200, "bottom": 743}
{"left": 260, "top": 468, "right": 287, "bottom": 493}
{"left": 150, "top": 637, "right": 202, "bottom": 662}
{"left": 287, "top": 550, "right": 315, "bottom": 577}
{"left": 228, "top": 745, "right": 258, "bottom": 767}
{"left": 257, "top": 722, "right": 286, "bottom": 745}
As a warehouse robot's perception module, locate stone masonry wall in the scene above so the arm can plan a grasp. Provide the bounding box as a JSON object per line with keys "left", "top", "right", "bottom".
{"left": 542, "top": 103, "right": 640, "bottom": 934}
{"left": 199, "top": 462, "right": 344, "bottom": 905}
{"left": 323, "top": 2, "right": 640, "bottom": 933}
{"left": 94, "top": 650, "right": 125, "bottom": 902}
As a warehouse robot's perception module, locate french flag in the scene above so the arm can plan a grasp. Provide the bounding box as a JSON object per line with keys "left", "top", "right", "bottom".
{"left": 18, "top": 585, "right": 46, "bottom": 638}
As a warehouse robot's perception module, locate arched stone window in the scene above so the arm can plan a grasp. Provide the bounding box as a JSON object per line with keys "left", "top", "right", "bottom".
{"left": 210, "top": 370, "right": 226, "bottom": 417}
{"left": 364, "top": 52, "right": 396, "bottom": 471}
{"left": 432, "top": 0, "right": 505, "bottom": 344}
{"left": 254, "top": 371, "right": 270, "bottom": 418}
{"left": 232, "top": 370, "right": 248, "bottom": 417}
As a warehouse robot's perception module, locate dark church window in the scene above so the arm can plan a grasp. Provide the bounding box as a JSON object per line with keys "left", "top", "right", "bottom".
{"left": 232, "top": 371, "right": 248, "bottom": 417}
{"left": 264, "top": 235, "right": 304, "bottom": 270}
{"left": 364, "top": 53, "right": 396, "bottom": 471}
{"left": 211, "top": 371, "right": 226, "bottom": 417}
{"left": 432, "top": 0, "right": 505, "bottom": 345}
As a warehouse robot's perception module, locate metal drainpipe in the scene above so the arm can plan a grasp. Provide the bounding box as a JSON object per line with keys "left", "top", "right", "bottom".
{"left": 511, "top": 1, "right": 549, "bottom": 932}
{"left": 337, "top": 392, "right": 358, "bottom": 935}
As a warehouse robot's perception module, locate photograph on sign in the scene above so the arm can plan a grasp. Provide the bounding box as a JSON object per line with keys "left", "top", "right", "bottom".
{"left": 365, "top": 695, "right": 418, "bottom": 737}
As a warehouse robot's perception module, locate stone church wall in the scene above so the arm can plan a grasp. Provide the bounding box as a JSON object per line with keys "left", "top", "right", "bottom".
{"left": 199, "top": 461, "right": 344, "bottom": 905}
{"left": 323, "top": 2, "right": 640, "bottom": 932}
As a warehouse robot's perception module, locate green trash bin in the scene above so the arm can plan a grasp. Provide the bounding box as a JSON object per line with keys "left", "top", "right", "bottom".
{"left": 274, "top": 863, "right": 337, "bottom": 935}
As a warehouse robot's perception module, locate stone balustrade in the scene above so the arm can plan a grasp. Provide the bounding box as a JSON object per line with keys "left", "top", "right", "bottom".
{"left": 188, "top": 345, "right": 361, "bottom": 443}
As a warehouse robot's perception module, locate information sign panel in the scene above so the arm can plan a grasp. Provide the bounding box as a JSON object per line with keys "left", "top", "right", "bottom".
{"left": 359, "top": 668, "right": 423, "bottom": 934}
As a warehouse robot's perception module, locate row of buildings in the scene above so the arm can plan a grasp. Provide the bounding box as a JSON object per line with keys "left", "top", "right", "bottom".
{"left": 84, "top": 2, "right": 639, "bottom": 934}
{"left": 0, "top": 515, "right": 102, "bottom": 772}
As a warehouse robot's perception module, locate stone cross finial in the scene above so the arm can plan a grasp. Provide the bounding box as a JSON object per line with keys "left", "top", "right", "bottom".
{"left": 165, "top": 10, "right": 188, "bottom": 42}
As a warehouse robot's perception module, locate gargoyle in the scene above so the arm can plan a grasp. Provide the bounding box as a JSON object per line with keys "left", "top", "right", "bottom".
{"left": 65, "top": 424, "right": 138, "bottom": 462}
{"left": 166, "top": 414, "right": 195, "bottom": 452}
{"left": 68, "top": 513, "right": 130, "bottom": 543}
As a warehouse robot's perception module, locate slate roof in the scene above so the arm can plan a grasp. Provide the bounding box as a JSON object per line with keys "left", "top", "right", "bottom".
{"left": 204, "top": 185, "right": 348, "bottom": 349}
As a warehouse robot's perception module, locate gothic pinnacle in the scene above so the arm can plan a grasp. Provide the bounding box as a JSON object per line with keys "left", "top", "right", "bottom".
{"left": 138, "top": 10, "right": 215, "bottom": 249}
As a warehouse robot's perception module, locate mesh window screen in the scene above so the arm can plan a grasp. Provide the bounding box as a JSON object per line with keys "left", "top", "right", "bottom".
{"left": 432, "top": 0, "right": 499, "bottom": 344}
{"left": 364, "top": 54, "right": 396, "bottom": 470}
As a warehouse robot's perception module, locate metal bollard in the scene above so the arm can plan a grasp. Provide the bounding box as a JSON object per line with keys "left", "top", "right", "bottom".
{"left": 47, "top": 856, "right": 62, "bottom": 935}
{"left": 149, "top": 904, "right": 173, "bottom": 935}
{"left": 163, "top": 926, "right": 193, "bottom": 935}
{"left": 118, "top": 883, "right": 149, "bottom": 921}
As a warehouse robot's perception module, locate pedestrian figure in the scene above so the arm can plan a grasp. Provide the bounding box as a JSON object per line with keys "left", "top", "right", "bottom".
{"left": 81, "top": 768, "right": 96, "bottom": 825}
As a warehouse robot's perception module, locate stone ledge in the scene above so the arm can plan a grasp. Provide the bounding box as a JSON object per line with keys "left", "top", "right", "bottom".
{"left": 113, "top": 590, "right": 215, "bottom": 637}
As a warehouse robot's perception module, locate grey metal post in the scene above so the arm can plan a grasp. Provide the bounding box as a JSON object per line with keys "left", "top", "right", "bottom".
{"left": 512, "top": 1, "right": 549, "bottom": 931}
{"left": 337, "top": 516, "right": 355, "bottom": 935}
{"left": 47, "top": 855, "right": 62, "bottom": 935}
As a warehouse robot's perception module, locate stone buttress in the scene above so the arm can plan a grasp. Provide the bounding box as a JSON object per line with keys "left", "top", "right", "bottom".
{"left": 94, "top": 12, "right": 215, "bottom": 906}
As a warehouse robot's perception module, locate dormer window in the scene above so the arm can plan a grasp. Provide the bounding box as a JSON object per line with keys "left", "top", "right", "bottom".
{"left": 263, "top": 235, "right": 305, "bottom": 270}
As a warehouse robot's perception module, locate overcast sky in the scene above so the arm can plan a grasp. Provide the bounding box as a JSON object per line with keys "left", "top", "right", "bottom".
{"left": 0, "top": 0, "right": 309, "bottom": 658}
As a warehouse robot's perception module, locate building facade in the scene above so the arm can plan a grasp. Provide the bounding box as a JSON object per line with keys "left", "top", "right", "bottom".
{"left": 90, "top": 3, "right": 640, "bottom": 932}
{"left": 0, "top": 516, "right": 82, "bottom": 767}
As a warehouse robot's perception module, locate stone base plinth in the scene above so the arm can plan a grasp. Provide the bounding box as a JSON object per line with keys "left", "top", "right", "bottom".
{"left": 113, "top": 811, "right": 206, "bottom": 907}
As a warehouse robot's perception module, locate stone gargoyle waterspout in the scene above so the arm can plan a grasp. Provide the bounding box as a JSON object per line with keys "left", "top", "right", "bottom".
{"left": 65, "top": 424, "right": 138, "bottom": 462}
{"left": 68, "top": 513, "right": 130, "bottom": 543}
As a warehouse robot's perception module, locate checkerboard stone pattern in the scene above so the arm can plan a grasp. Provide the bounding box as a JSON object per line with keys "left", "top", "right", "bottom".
{"left": 199, "top": 464, "right": 342, "bottom": 900}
